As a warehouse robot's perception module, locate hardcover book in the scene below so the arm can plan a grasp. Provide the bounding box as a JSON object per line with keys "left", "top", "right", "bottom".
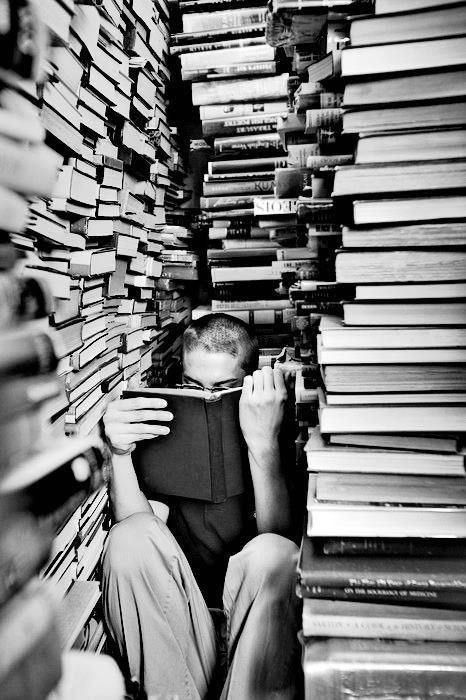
{"left": 125, "top": 387, "right": 248, "bottom": 503}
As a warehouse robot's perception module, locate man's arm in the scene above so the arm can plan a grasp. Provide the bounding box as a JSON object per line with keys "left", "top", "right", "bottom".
{"left": 239, "top": 366, "right": 292, "bottom": 536}
{"left": 103, "top": 397, "right": 173, "bottom": 522}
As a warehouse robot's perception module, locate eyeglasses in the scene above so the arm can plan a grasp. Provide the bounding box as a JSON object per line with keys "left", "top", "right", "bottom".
{"left": 176, "top": 382, "right": 241, "bottom": 393}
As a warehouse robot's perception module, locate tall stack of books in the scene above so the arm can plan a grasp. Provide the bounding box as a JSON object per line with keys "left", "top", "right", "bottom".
{"left": 294, "top": 2, "right": 466, "bottom": 696}
{"left": 173, "top": 0, "right": 327, "bottom": 349}
{"left": 0, "top": 4, "right": 124, "bottom": 697}
{"left": 1, "top": 0, "right": 199, "bottom": 676}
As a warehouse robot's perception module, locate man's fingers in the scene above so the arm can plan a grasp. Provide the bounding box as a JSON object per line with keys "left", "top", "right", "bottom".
{"left": 242, "top": 374, "right": 253, "bottom": 398}
{"left": 273, "top": 367, "right": 287, "bottom": 396}
{"left": 252, "top": 369, "right": 264, "bottom": 393}
{"left": 262, "top": 365, "right": 274, "bottom": 392}
{"left": 114, "top": 410, "right": 173, "bottom": 423}
{"left": 113, "top": 397, "right": 168, "bottom": 411}
{"left": 108, "top": 423, "right": 170, "bottom": 438}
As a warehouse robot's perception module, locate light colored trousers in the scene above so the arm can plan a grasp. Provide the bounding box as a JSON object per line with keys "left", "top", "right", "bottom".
{"left": 101, "top": 512, "right": 301, "bottom": 700}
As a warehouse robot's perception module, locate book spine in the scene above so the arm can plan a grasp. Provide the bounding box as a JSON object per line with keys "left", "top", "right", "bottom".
{"left": 200, "top": 194, "right": 256, "bottom": 210}
{"left": 299, "top": 584, "right": 466, "bottom": 610}
{"left": 212, "top": 298, "right": 290, "bottom": 310}
{"left": 180, "top": 43, "right": 273, "bottom": 69}
{"left": 180, "top": 0, "right": 262, "bottom": 10}
{"left": 304, "top": 612, "right": 466, "bottom": 641}
{"left": 205, "top": 171, "right": 274, "bottom": 181}
{"left": 287, "top": 143, "right": 321, "bottom": 168}
{"left": 171, "top": 23, "right": 266, "bottom": 45}
{"left": 171, "top": 35, "right": 266, "bottom": 55}
{"left": 200, "top": 100, "right": 286, "bottom": 120}
{"left": 254, "top": 197, "right": 298, "bottom": 216}
{"left": 214, "top": 133, "right": 285, "bottom": 155}
{"left": 201, "top": 61, "right": 277, "bottom": 80}
{"left": 183, "top": 8, "right": 268, "bottom": 33}
{"left": 321, "top": 538, "right": 466, "bottom": 558}
{"left": 209, "top": 156, "right": 288, "bottom": 174}
{"left": 204, "top": 179, "right": 274, "bottom": 196}
{"left": 204, "top": 399, "right": 227, "bottom": 503}
{"left": 305, "top": 108, "right": 343, "bottom": 133}
{"left": 275, "top": 168, "right": 313, "bottom": 197}
{"left": 209, "top": 227, "right": 251, "bottom": 239}
{"left": 203, "top": 115, "right": 279, "bottom": 138}
{"left": 306, "top": 154, "right": 353, "bottom": 168}
{"left": 192, "top": 74, "right": 288, "bottom": 106}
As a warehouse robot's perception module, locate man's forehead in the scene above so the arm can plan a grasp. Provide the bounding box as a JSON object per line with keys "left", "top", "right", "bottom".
{"left": 182, "top": 348, "right": 244, "bottom": 381}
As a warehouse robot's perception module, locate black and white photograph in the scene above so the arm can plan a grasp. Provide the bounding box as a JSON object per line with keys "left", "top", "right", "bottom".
{"left": 0, "top": 0, "right": 465, "bottom": 698}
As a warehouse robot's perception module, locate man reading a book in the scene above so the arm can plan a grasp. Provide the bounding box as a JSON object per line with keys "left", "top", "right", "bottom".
{"left": 102, "top": 313, "right": 300, "bottom": 699}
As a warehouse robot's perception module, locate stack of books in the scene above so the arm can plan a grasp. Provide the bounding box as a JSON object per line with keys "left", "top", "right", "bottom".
{"left": 0, "top": 0, "right": 199, "bottom": 679}
{"left": 292, "top": 1, "right": 466, "bottom": 696}
{"left": 0, "top": 5, "right": 123, "bottom": 693}
{"left": 173, "top": 0, "right": 340, "bottom": 349}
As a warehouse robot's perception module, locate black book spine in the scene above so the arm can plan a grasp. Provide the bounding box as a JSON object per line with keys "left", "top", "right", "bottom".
{"left": 297, "top": 583, "right": 466, "bottom": 610}
{"left": 205, "top": 398, "right": 227, "bottom": 503}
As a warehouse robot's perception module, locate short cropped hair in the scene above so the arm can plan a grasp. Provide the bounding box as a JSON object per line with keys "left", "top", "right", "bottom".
{"left": 183, "top": 313, "right": 259, "bottom": 374}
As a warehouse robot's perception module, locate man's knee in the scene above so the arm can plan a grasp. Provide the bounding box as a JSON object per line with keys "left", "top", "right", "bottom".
{"left": 242, "top": 533, "right": 298, "bottom": 592}
{"left": 102, "top": 512, "right": 166, "bottom": 580}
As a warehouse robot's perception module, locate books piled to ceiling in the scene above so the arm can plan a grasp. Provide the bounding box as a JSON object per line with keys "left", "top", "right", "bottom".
{"left": 287, "top": 1, "right": 466, "bottom": 697}
{"left": 172, "top": 0, "right": 332, "bottom": 352}
{"left": 0, "top": 3, "right": 125, "bottom": 697}
{"left": 0, "top": 0, "right": 199, "bottom": 674}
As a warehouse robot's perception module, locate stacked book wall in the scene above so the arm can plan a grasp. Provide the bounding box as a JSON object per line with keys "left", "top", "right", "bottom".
{"left": 172, "top": 0, "right": 326, "bottom": 353}
{"left": 0, "top": 0, "right": 198, "bottom": 694}
{"left": 276, "top": 1, "right": 466, "bottom": 697}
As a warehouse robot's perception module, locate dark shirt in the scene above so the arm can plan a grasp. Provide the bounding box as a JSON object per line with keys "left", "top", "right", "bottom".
{"left": 165, "top": 493, "right": 256, "bottom": 606}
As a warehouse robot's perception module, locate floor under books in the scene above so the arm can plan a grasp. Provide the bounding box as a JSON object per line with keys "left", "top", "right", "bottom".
{"left": 1, "top": 0, "right": 466, "bottom": 698}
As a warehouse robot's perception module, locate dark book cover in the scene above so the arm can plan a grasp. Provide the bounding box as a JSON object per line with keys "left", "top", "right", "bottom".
{"left": 125, "top": 387, "right": 248, "bottom": 503}
{"left": 298, "top": 537, "right": 466, "bottom": 592}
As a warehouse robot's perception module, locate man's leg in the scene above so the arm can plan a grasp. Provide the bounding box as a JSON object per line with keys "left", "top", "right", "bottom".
{"left": 101, "top": 512, "right": 217, "bottom": 700}
{"left": 220, "top": 533, "right": 302, "bottom": 700}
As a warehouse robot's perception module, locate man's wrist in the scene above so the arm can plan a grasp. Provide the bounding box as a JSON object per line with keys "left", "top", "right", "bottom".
{"left": 107, "top": 440, "right": 136, "bottom": 456}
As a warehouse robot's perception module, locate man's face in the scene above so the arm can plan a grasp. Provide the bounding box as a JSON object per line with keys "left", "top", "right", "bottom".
{"left": 182, "top": 349, "right": 246, "bottom": 391}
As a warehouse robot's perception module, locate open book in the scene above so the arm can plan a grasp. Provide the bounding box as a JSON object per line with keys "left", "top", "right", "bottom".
{"left": 123, "top": 387, "right": 248, "bottom": 503}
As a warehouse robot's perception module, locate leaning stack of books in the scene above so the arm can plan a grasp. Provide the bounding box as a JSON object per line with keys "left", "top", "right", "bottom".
{"left": 0, "top": 5, "right": 125, "bottom": 696}
{"left": 1, "top": 0, "right": 199, "bottom": 673}
{"left": 298, "top": 2, "right": 466, "bottom": 696}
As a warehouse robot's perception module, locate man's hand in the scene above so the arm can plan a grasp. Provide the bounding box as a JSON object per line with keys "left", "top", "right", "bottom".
{"left": 239, "top": 366, "right": 287, "bottom": 466}
{"left": 103, "top": 397, "right": 173, "bottom": 452}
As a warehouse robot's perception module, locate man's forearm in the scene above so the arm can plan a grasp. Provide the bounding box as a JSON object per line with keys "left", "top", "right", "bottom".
{"left": 248, "top": 440, "right": 292, "bottom": 536}
{"left": 108, "top": 453, "right": 152, "bottom": 522}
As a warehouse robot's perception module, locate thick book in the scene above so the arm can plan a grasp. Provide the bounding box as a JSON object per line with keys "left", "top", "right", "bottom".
{"left": 298, "top": 536, "right": 466, "bottom": 592}
{"left": 209, "top": 156, "right": 288, "bottom": 174}
{"left": 202, "top": 114, "right": 280, "bottom": 139}
{"left": 305, "top": 426, "right": 465, "bottom": 477}
{"left": 180, "top": 43, "right": 273, "bottom": 70}
{"left": 307, "top": 473, "right": 466, "bottom": 538}
{"left": 191, "top": 73, "right": 289, "bottom": 105}
{"left": 319, "top": 315, "right": 466, "bottom": 348}
{"left": 200, "top": 101, "right": 287, "bottom": 121}
{"left": 302, "top": 599, "right": 466, "bottom": 641}
{"left": 355, "top": 129, "right": 466, "bottom": 165}
{"left": 341, "top": 35, "right": 466, "bottom": 77}
{"left": 342, "top": 222, "right": 466, "bottom": 248}
{"left": 343, "top": 69, "right": 466, "bottom": 107}
{"left": 182, "top": 7, "right": 267, "bottom": 33}
{"left": 343, "top": 101, "right": 466, "bottom": 134}
{"left": 125, "top": 387, "right": 247, "bottom": 503}
{"left": 319, "top": 398, "right": 466, "bottom": 432}
{"left": 343, "top": 301, "right": 466, "bottom": 326}
{"left": 350, "top": 3, "right": 466, "bottom": 47}
{"left": 303, "top": 638, "right": 466, "bottom": 700}
{"left": 333, "top": 161, "right": 466, "bottom": 199}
